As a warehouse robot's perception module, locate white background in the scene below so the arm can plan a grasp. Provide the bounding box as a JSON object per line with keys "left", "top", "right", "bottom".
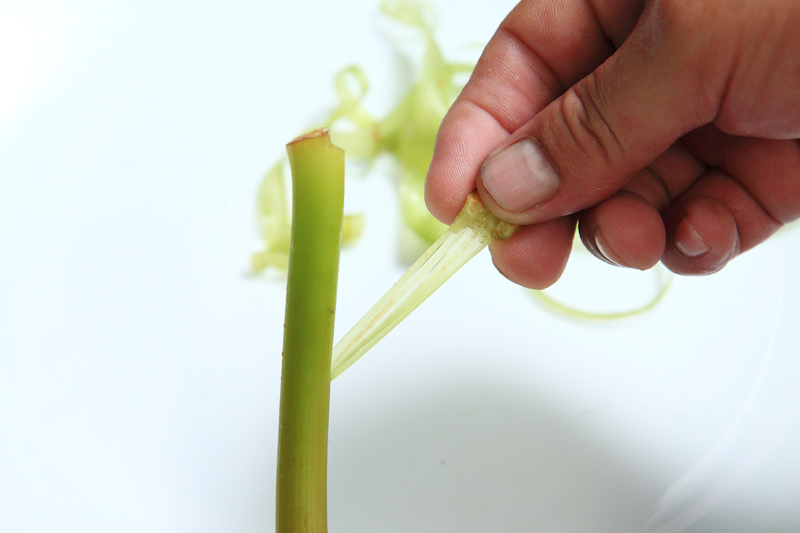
{"left": 1, "top": 1, "right": 799, "bottom": 531}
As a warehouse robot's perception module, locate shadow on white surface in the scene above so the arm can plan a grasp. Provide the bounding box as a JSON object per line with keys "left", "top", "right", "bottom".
{"left": 330, "top": 381, "right": 661, "bottom": 532}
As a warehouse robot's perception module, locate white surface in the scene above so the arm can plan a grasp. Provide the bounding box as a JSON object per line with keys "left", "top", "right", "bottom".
{"left": 1, "top": 1, "right": 799, "bottom": 531}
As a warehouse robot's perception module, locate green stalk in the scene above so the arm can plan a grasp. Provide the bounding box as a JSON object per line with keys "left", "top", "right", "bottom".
{"left": 276, "top": 129, "right": 344, "bottom": 532}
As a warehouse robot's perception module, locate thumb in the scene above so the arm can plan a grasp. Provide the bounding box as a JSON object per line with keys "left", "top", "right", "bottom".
{"left": 477, "top": 8, "right": 725, "bottom": 225}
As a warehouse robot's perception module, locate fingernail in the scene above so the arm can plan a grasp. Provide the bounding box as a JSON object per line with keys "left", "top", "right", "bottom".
{"left": 674, "top": 217, "right": 709, "bottom": 257}
{"left": 481, "top": 138, "right": 560, "bottom": 212}
{"left": 594, "top": 229, "right": 626, "bottom": 267}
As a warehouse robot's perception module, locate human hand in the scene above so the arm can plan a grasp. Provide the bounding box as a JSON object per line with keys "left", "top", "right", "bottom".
{"left": 425, "top": 0, "right": 800, "bottom": 288}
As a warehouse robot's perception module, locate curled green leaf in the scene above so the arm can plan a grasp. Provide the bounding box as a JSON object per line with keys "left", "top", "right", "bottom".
{"left": 253, "top": 1, "right": 472, "bottom": 274}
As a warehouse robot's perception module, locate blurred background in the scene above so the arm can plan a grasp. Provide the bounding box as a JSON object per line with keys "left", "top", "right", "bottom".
{"left": 1, "top": 1, "right": 799, "bottom": 531}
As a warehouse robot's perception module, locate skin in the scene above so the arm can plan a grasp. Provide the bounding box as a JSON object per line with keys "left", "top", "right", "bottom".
{"left": 425, "top": 0, "right": 800, "bottom": 289}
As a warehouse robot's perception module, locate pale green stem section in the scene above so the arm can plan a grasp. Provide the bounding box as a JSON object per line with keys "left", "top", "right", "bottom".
{"left": 276, "top": 130, "right": 344, "bottom": 533}
{"left": 330, "top": 192, "right": 518, "bottom": 380}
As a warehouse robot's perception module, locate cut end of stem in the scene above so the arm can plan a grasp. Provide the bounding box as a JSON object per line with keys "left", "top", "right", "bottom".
{"left": 453, "top": 192, "right": 519, "bottom": 242}
{"left": 288, "top": 128, "right": 331, "bottom": 145}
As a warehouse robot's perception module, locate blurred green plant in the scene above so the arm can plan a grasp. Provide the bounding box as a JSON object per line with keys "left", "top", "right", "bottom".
{"left": 252, "top": 0, "right": 470, "bottom": 273}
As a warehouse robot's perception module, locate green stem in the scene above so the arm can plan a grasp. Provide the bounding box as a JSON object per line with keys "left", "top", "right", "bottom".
{"left": 276, "top": 129, "right": 344, "bottom": 533}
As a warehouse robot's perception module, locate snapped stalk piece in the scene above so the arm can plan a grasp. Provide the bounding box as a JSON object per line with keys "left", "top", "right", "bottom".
{"left": 276, "top": 129, "right": 344, "bottom": 533}
{"left": 330, "top": 192, "right": 519, "bottom": 380}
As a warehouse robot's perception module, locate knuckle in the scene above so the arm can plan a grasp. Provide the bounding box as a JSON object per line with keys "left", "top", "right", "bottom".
{"left": 553, "top": 72, "right": 623, "bottom": 166}
{"left": 651, "top": 0, "right": 704, "bottom": 42}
